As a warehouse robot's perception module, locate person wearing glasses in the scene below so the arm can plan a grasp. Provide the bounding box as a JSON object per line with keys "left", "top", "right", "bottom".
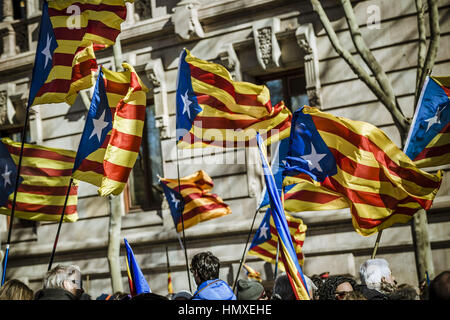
{"left": 35, "top": 265, "right": 87, "bottom": 300}
{"left": 190, "top": 251, "right": 236, "bottom": 300}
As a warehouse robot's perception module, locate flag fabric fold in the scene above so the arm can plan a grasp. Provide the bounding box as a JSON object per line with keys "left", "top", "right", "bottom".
{"left": 248, "top": 209, "right": 306, "bottom": 271}
{"left": 176, "top": 49, "right": 292, "bottom": 148}
{"left": 30, "top": 0, "right": 131, "bottom": 107}
{"left": 404, "top": 75, "right": 450, "bottom": 168}
{"left": 0, "top": 138, "right": 78, "bottom": 222}
{"left": 159, "top": 170, "right": 232, "bottom": 232}
{"left": 242, "top": 264, "right": 262, "bottom": 282}
{"left": 0, "top": 141, "right": 24, "bottom": 207}
{"left": 282, "top": 106, "right": 442, "bottom": 236}
{"left": 124, "top": 238, "right": 151, "bottom": 297}
{"left": 72, "top": 63, "right": 148, "bottom": 196}
{"left": 256, "top": 133, "right": 310, "bottom": 300}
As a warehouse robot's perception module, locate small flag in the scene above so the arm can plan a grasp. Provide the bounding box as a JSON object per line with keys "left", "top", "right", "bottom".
{"left": 404, "top": 76, "right": 450, "bottom": 168}
{"left": 124, "top": 238, "right": 151, "bottom": 297}
{"left": 176, "top": 49, "right": 292, "bottom": 148}
{"left": 256, "top": 133, "right": 310, "bottom": 300}
{"left": 248, "top": 208, "right": 306, "bottom": 271}
{"left": 0, "top": 138, "right": 78, "bottom": 222}
{"left": 30, "top": 0, "right": 131, "bottom": 107}
{"left": 159, "top": 170, "right": 232, "bottom": 232}
{"left": 72, "top": 63, "right": 148, "bottom": 196}
{"left": 242, "top": 264, "right": 262, "bottom": 282}
{"left": 282, "top": 106, "right": 442, "bottom": 236}
{"left": 166, "top": 246, "right": 174, "bottom": 295}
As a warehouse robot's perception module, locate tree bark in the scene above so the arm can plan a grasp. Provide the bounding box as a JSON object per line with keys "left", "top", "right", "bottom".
{"left": 415, "top": 0, "right": 427, "bottom": 103}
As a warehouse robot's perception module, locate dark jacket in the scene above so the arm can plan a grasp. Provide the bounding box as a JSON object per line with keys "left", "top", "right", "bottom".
{"left": 356, "top": 284, "right": 388, "bottom": 300}
{"left": 191, "top": 279, "right": 236, "bottom": 300}
{"left": 34, "top": 288, "right": 79, "bottom": 300}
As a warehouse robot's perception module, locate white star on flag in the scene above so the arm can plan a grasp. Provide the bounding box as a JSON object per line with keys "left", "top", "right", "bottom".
{"left": 181, "top": 90, "right": 192, "bottom": 118}
{"left": 424, "top": 105, "right": 446, "bottom": 132}
{"left": 1, "top": 164, "right": 12, "bottom": 188}
{"left": 89, "top": 110, "right": 110, "bottom": 142}
{"left": 259, "top": 222, "right": 269, "bottom": 239}
{"left": 41, "top": 33, "right": 53, "bottom": 69}
{"left": 170, "top": 192, "right": 180, "bottom": 208}
{"left": 301, "top": 144, "right": 327, "bottom": 172}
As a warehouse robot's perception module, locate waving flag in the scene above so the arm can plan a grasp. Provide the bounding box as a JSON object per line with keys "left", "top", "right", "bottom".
{"left": 124, "top": 238, "right": 151, "bottom": 297}
{"left": 176, "top": 49, "right": 292, "bottom": 148}
{"left": 0, "top": 141, "right": 24, "bottom": 207}
{"left": 159, "top": 170, "right": 231, "bottom": 232}
{"left": 248, "top": 208, "right": 306, "bottom": 271}
{"left": 256, "top": 133, "right": 310, "bottom": 300}
{"left": 72, "top": 63, "right": 148, "bottom": 196}
{"left": 283, "top": 106, "right": 442, "bottom": 236}
{"left": 30, "top": 0, "right": 131, "bottom": 107}
{"left": 242, "top": 264, "right": 262, "bottom": 282}
{"left": 404, "top": 76, "right": 450, "bottom": 168}
{"left": 0, "top": 138, "right": 78, "bottom": 222}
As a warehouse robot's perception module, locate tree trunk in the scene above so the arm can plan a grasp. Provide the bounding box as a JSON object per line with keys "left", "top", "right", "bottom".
{"left": 411, "top": 209, "right": 435, "bottom": 284}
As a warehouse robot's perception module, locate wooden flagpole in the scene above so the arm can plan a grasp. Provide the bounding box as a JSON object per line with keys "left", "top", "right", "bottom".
{"left": 47, "top": 178, "right": 74, "bottom": 271}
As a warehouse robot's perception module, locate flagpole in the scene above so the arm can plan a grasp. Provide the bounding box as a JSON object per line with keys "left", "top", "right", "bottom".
{"left": 1, "top": 104, "right": 32, "bottom": 286}
{"left": 175, "top": 145, "right": 192, "bottom": 292}
{"left": 47, "top": 178, "right": 74, "bottom": 271}
{"left": 274, "top": 241, "right": 280, "bottom": 279}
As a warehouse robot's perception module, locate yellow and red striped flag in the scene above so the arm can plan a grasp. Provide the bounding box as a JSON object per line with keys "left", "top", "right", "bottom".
{"left": 242, "top": 264, "right": 262, "bottom": 282}
{"left": 159, "top": 170, "right": 232, "bottom": 232}
{"left": 248, "top": 209, "right": 307, "bottom": 271}
{"left": 0, "top": 138, "right": 78, "bottom": 222}
{"left": 30, "top": 0, "right": 131, "bottom": 107}
{"left": 283, "top": 106, "right": 442, "bottom": 236}
{"left": 175, "top": 49, "right": 292, "bottom": 148}
{"left": 72, "top": 63, "right": 148, "bottom": 196}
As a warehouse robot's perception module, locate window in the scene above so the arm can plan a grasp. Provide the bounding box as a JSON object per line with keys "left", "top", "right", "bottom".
{"left": 125, "top": 104, "right": 163, "bottom": 212}
{"left": 256, "top": 69, "right": 309, "bottom": 113}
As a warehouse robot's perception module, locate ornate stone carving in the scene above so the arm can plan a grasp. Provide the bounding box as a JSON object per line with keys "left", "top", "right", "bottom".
{"left": 134, "top": 0, "right": 152, "bottom": 20}
{"left": 219, "top": 44, "right": 241, "bottom": 81}
{"left": 172, "top": 0, "right": 204, "bottom": 40}
{"left": 0, "top": 91, "right": 7, "bottom": 126}
{"left": 252, "top": 18, "right": 281, "bottom": 70}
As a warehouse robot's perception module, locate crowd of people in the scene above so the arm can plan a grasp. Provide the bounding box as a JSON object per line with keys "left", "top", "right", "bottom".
{"left": 0, "top": 251, "right": 448, "bottom": 301}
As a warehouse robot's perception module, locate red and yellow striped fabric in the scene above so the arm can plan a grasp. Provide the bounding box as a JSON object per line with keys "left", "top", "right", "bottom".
{"left": 168, "top": 272, "right": 174, "bottom": 295}
{"left": 160, "top": 170, "right": 232, "bottom": 232}
{"left": 283, "top": 106, "right": 443, "bottom": 236}
{"left": 248, "top": 211, "right": 306, "bottom": 271}
{"left": 72, "top": 63, "right": 148, "bottom": 196}
{"left": 32, "top": 0, "right": 130, "bottom": 107}
{"left": 243, "top": 264, "right": 262, "bottom": 282}
{"left": 176, "top": 49, "right": 292, "bottom": 148}
{"left": 0, "top": 138, "right": 78, "bottom": 222}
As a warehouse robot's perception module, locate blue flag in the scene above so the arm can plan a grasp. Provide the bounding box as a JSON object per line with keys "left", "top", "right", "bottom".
{"left": 160, "top": 180, "right": 185, "bottom": 229}
{"left": 124, "top": 238, "right": 151, "bottom": 296}
{"left": 256, "top": 133, "right": 310, "bottom": 299}
{"left": 72, "top": 66, "right": 113, "bottom": 173}
{"left": 0, "top": 140, "right": 23, "bottom": 207}
{"left": 28, "top": 0, "right": 58, "bottom": 107}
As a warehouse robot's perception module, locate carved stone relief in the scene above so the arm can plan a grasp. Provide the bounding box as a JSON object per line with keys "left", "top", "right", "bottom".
{"left": 219, "top": 44, "right": 241, "bottom": 81}
{"left": 0, "top": 91, "right": 7, "bottom": 126}
{"left": 172, "top": 0, "right": 204, "bottom": 41}
{"left": 252, "top": 18, "right": 281, "bottom": 70}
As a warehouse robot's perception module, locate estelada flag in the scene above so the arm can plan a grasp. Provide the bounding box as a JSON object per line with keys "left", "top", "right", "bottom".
{"left": 124, "top": 238, "right": 151, "bottom": 297}
{"left": 159, "top": 170, "right": 232, "bottom": 232}
{"left": 256, "top": 133, "right": 310, "bottom": 300}
{"left": 282, "top": 106, "right": 442, "bottom": 236}
{"left": 29, "top": 0, "right": 130, "bottom": 107}
{"left": 0, "top": 138, "right": 78, "bottom": 222}
{"left": 404, "top": 76, "right": 450, "bottom": 168}
{"left": 72, "top": 63, "right": 148, "bottom": 196}
{"left": 248, "top": 208, "right": 306, "bottom": 271}
{"left": 175, "top": 49, "right": 292, "bottom": 148}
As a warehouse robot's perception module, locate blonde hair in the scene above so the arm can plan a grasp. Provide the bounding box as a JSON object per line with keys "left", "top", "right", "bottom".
{"left": 0, "top": 279, "right": 34, "bottom": 300}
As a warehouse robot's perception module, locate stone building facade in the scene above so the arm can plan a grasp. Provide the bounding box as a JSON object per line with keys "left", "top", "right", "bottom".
{"left": 0, "top": 0, "right": 449, "bottom": 298}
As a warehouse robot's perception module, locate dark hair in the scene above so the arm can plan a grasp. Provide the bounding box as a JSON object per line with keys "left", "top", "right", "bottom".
{"left": 388, "top": 283, "right": 419, "bottom": 300}
{"left": 190, "top": 251, "right": 220, "bottom": 283}
{"left": 317, "top": 275, "right": 357, "bottom": 300}
{"left": 131, "top": 292, "right": 168, "bottom": 300}
{"left": 272, "top": 274, "right": 295, "bottom": 300}
{"left": 429, "top": 271, "right": 450, "bottom": 300}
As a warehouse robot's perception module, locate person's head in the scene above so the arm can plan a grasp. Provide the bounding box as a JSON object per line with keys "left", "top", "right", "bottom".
{"left": 341, "top": 291, "right": 367, "bottom": 300}
{"left": 172, "top": 290, "right": 193, "bottom": 300}
{"left": 236, "top": 279, "right": 267, "bottom": 300}
{"left": 388, "top": 283, "right": 420, "bottom": 300}
{"left": 317, "top": 275, "right": 356, "bottom": 300}
{"left": 43, "top": 265, "right": 83, "bottom": 298}
{"left": 0, "top": 279, "right": 34, "bottom": 300}
{"left": 131, "top": 292, "right": 169, "bottom": 300}
{"left": 429, "top": 271, "right": 450, "bottom": 300}
{"left": 272, "top": 274, "right": 295, "bottom": 300}
{"left": 190, "top": 251, "right": 220, "bottom": 285}
{"left": 359, "top": 259, "right": 396, "bottom": 292}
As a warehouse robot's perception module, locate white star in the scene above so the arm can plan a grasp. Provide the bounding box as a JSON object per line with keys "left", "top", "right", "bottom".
{"left": 301, "top": 144, "right": 327, "bottom": 172}
{"left": 89, "top": 110, "right": 109, "bottom": 142}
{"left": 1, "top": 164, "right": 12, "bottom": 188}
{"left": 41, "top": 33, "right": 53, "bottom": 69}
{"left": 259, "top": 222, "right": 269, "bottom": 239}
{"left": 170, "top": 192, "right": 180, "bottom": 208}
{"left": 424, "top": 105, "right": 446, "bottom": 132}
{"left": 181, "top": 90, "right": 192, "bottom": 118}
